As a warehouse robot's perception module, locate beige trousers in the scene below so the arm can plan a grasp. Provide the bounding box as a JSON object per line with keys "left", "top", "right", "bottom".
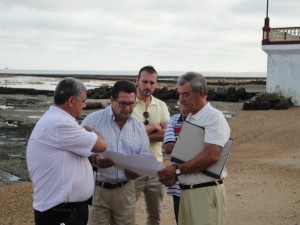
{"left": 179, "top": 184, "right": 227, "bottom": 225}
{"left": 134, "top": 176, "right": 165, "bottom": 225}
{"left": 88, "top": 180, "right": 136, "bottom": 225}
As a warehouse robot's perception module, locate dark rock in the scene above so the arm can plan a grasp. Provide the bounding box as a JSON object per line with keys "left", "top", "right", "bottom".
{"left": 225, "top": 87, "right": 239, "bottom": 102}
{"left": 242, "top": 93, "right": 292, "bottom": 110}
{"left": 87, "top": 86, "right": 112, "bottom": 99}
{"left": 0, "top": 87, "right": 53, "bottom": 96}
{"left": 85, "top": 102, "right": 103, "bottom": 109}
{"left": 153, "top": 87, "right": 178, "bottom": 100}
{"left": 273, "top": 99, "right": 291, "bottom": 110}
{"left": 256, "top": 101, "right": 271, "bottom": 110}
{"left": 236, "top": 87, "right": 247, "bottom": 100}
{"left": 208, "top": 88, "right": 227, "bottom": 101}
{"left": 243, "top": 102, "right": 257, "bottom": 110}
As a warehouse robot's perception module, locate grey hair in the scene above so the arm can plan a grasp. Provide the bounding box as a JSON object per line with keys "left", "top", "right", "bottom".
{"left": 54, "top": 77, "right": 86, "bottom": 105}
{"left": 177, "top": 72, "right": 207, "bottom": 95}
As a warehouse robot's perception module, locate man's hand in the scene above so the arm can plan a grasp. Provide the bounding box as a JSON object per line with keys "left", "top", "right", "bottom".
{"left": 124, "top": 169, "right": 139, "bottom": 180}
{"left": 145, "top": 124, "right": 162, "bottom": 134}
{"left": 157, "top": 165, "right": 177, "bottom": 187}
{"left": 94, "top": 155, "right": 114, "bottom": 168}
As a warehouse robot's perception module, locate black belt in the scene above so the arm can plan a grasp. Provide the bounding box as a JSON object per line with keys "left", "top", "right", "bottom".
{"left": 50, "top": 200, "right": 89, "bottom": 212}
{"left": 96, "top": 180, "right": 128, "bottom": 189}
{"left": 180, "top": 180, "right": 223, "bottom": 190}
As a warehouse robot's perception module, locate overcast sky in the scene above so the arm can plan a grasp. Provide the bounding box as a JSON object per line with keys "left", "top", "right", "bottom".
{"left": 1, "top": 0, "right": 299, "bottom": 73}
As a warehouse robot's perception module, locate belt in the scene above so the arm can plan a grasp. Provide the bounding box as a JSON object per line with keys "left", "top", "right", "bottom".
{"left": 96, "top": 180, "right": 128, "bottom": 189}
{"left": 51, "top": 200, "right": 89, "bottom": 212}
{"left": 180, "top": 180, "right": 223, "bottom": 190}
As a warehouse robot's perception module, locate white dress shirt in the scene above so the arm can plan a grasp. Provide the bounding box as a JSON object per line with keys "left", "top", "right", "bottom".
{"left": 27, "top": 106, "right": 98, "bottom": 212}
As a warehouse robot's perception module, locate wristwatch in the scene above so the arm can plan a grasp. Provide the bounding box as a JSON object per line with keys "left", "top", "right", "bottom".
{"left": 172, "top": 164, "right": 181, "bottom": 176}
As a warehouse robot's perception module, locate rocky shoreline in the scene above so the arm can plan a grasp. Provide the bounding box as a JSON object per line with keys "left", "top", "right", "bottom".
{"left": 0, "top": 79, "right": 266, "bottom": 186}
{"left": 0, "top": 94, "right": 113, "bottom": 186}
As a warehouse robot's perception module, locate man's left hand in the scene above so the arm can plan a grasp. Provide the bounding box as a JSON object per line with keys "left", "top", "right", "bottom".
{"left": 124, "top": 169, "right": 139, "bottom": 180}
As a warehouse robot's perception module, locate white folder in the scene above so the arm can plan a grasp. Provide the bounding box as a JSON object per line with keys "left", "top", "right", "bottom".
{"left": 170, "top": 121, "right": 234, "bottom": 179}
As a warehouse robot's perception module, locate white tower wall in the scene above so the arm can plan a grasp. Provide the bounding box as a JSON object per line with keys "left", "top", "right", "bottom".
{"left": 262, "top": 44, "right": 300, "bottom": 106}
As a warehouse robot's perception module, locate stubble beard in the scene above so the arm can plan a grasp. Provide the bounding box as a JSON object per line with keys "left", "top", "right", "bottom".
{"left": 142, "top": 89, "right": 152, "bottom": 97}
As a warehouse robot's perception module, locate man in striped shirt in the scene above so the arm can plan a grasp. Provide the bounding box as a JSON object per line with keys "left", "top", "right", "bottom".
{"left": 81, "top": 80, "right": 151, "bottom": 225}
{"left": 163, "top": 105, "right": 190, "bottom": 224}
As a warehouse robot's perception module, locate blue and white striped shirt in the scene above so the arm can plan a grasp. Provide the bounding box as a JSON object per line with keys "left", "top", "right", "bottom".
{"left": 81, "top": 106, "right": 151, "bottom": 183}
{"left": 163, "top": 113, "right": 185, "bottom": 197}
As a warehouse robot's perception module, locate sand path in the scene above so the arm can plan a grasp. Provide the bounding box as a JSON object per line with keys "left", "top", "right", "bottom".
{"left": 0, "top": 103, "right": 299, "bottom": 225}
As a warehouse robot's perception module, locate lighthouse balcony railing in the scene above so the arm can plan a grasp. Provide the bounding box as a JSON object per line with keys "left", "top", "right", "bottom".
{"left": 263, "top": 26, "right": 300, "bottom": 45}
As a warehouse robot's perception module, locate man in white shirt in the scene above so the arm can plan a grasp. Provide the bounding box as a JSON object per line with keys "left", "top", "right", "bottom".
{"left": 27, "top": 77, "right": 107, "bottom": 225}
{"left": 158, "top": 72, "right": 230, "bottom": 225}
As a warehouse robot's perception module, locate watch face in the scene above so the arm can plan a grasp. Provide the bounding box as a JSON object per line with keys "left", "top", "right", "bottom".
{"left": 176, "top": 168, "right": 181, "bottom": 175}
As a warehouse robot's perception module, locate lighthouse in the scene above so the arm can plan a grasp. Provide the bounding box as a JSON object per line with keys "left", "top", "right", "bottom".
{"left": 261, "top": 0, "right": 300, "bottom": 106}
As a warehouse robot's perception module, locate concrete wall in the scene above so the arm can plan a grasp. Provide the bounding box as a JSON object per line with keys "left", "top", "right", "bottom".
{"left": 262, "top": 44, "right": 300, "bottom": 106}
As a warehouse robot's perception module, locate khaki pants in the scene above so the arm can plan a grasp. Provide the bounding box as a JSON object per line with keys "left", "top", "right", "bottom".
{"left": 179, "top": 184, "right": 227, "bottom": 225}
{"left": 134, "top": 176, "right": 164, "bottom": 225}
{"left": 88, "top": 181, "right": 136, "bottom": 225}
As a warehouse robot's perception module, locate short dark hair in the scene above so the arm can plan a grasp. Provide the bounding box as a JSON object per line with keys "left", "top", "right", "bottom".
{"left": 54, "top": 77, "right": 86, "bottom": 105}
{"left": 177, "top": 72, "right": 207, "bottom": 95}
{"left": 137, "top": 65, "right": 158, "bottom": 79}
{"left": 111, "top": 80, "right": 137, "bottom": 100}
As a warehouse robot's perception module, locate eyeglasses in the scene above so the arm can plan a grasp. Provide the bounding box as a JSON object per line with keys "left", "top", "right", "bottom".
{"left": 114, "top": 100, "right": 137, "bottom": 108}
{"left": 143, "top": 111, "right": 149, "bottom": 125}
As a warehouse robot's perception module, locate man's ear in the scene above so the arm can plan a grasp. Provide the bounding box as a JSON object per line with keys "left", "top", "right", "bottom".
{"left": 67, "top": 96, "right": 74, "bottom": 107}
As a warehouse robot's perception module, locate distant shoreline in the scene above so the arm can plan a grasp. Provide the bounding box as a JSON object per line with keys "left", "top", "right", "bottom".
{"left": 0, "top": 73, "right": 266, "bottom": 83}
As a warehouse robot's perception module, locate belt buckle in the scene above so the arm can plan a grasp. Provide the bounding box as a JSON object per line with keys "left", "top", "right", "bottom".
{"left": 215, "top": 180, "right": 221, "bottom": 185}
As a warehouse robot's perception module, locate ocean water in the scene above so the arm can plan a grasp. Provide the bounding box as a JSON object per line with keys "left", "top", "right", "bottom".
{"left": 0, "top": 69, "right": 266, "bottom": 91}
{"left": 0, "top": 75, "right": 115, "bottom": 91}
{"left": 1, "top": 69, "right": 266, "bottom": 78}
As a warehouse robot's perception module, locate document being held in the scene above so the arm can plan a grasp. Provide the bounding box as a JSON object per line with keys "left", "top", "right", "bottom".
{"left": 102, "top": 151, "right": 161, "bottom": 178}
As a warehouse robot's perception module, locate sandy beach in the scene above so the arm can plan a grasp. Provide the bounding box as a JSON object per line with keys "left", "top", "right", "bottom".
{"left": 1, "top": 100, "right": 299, "bottom": 225}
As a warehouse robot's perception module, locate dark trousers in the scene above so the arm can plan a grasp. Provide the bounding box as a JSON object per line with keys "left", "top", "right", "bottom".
{"left": 34, "top": 203, "right": 88, "bottom": 225}
{"left": 173, "top": 195, "right": 180, "bottom": 225}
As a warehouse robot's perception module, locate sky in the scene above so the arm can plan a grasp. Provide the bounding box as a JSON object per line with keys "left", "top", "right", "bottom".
{"left": 0, "top": 0, "right": 300, "bottom": 73}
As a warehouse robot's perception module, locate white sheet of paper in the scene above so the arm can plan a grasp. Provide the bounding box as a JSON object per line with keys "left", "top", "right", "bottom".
{"left": 102, "top": 151, "right": 161, "bottom": 178}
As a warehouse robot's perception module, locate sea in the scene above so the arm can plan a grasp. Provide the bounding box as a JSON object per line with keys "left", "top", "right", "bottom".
{"left": 0, "top": 69, "right": 266, "bottom": 91}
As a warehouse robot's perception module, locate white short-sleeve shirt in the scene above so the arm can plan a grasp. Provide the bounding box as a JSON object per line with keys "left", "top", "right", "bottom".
{"left": 27, "top": 106, "right": 98, "bottom": 212}
{"left": 178, "top": 103, "right": 231, "bottom": 185}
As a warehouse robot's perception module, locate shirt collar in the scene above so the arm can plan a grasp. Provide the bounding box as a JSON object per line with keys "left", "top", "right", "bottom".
{"left": 50, "top": 105, "right": 76, "bottom": 121}
{"left": 187, "top": 102, "right": 211, "bottom": 121}
{"left": 108, "top": 105, "right": 134, "bottom": 122}
{"left": 135, "top": 95, "right": 158, "bottom": 106}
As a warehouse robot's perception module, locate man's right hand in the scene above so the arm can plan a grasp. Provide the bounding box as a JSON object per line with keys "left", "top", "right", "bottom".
{"left": 94, "top": 155, "right": 114, "bottom": 168}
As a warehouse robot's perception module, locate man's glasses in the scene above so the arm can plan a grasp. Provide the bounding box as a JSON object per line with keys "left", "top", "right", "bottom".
{"left": 115, "top": 100, "right": 137, "bottom": 108}
{"left": 143, "top": 111, "right": 149, "bottom": 125}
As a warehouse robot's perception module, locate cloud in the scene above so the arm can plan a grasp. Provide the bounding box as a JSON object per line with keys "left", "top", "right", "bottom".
{"left": 0, "top": 0, "right": 299, "bottom": 73}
